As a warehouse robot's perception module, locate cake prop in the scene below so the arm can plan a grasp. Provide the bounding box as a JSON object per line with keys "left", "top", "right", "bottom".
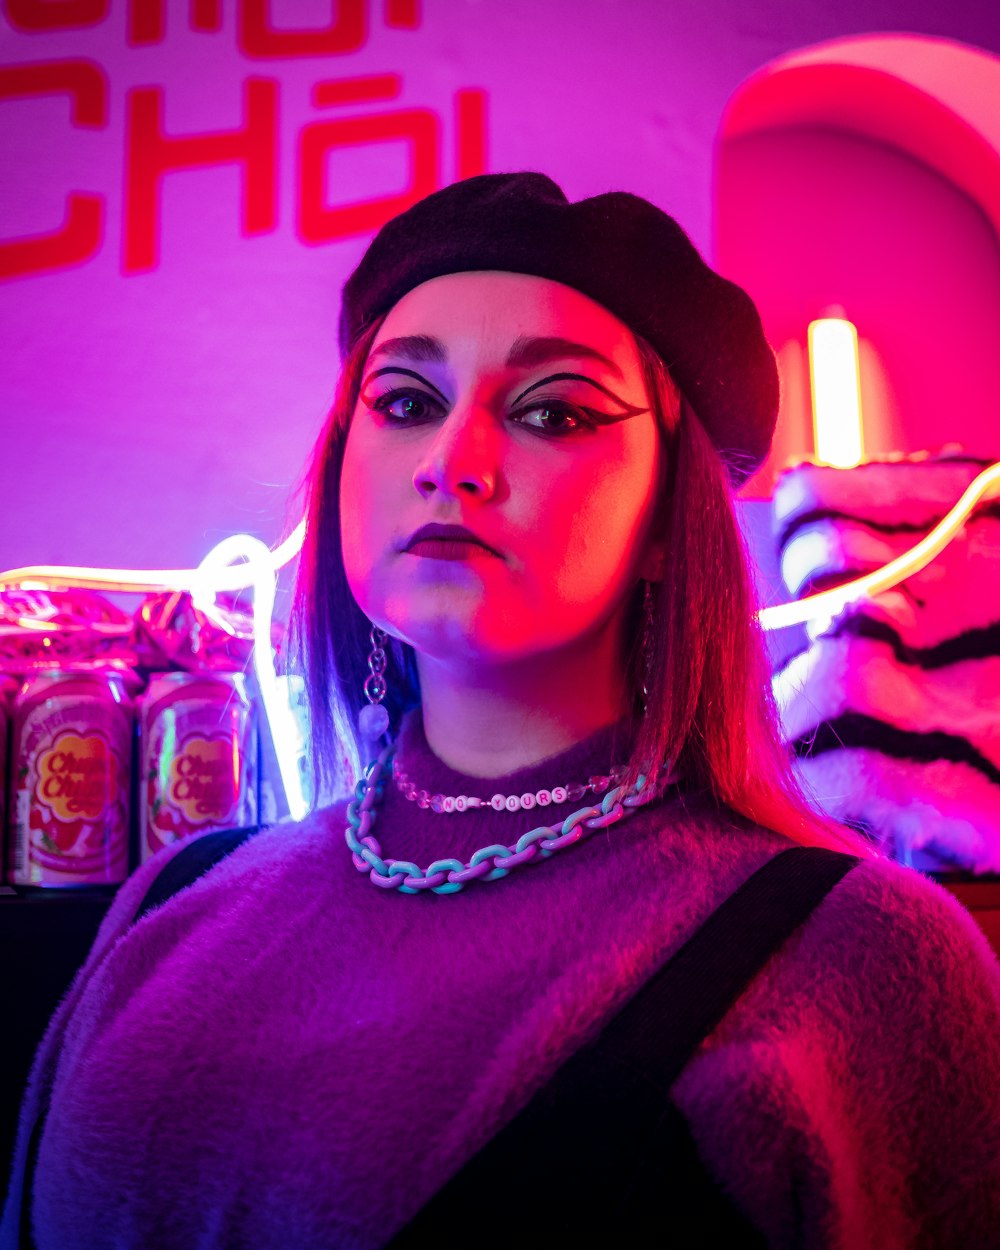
{"left": 773, "top": 451, "right": 1000, "bottom": 872}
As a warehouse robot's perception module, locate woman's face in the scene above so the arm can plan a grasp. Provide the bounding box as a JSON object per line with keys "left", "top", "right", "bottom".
{"left": 340, "top": 271, "right": 665, "bottom": 670}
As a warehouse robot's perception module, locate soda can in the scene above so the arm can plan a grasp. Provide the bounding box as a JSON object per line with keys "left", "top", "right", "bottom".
{"left": 139, "top": 671, "right": 257, "bottom": 863}
{"left": 9, "top": 669, "right": 133, "bottom": 888}
{"left": 0, "top": 675, "right": 17, "bottom": 884}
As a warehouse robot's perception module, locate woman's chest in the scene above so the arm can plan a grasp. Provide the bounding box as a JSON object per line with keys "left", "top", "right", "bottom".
{"left": 38, "top": 863, "right": 666, "bottom": 1249}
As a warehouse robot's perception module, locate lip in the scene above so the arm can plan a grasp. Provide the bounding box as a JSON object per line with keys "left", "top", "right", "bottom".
{"left": 402, "top": 523, "right": 503, "bottom": 560}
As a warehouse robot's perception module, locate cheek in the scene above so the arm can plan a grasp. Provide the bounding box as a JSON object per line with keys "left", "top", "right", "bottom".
{"left": 339, "top": 425, "right": 386, "bottom": 593}
{"left": 539, "top": 451, "right": 659, "bottom": 601}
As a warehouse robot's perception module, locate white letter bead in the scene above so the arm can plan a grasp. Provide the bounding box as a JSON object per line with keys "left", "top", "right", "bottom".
{"left": 505, "top": 794, "right": 520, "bottom": 812}
{"left": 455, "top": 796, "right": 467, "bottom": 812}
{"left": 491, "top": 795, "right": 506, "bottom": 811}
{"left": 520, "top": 792, "right": 536, "bottom": 810}
{"left": 551, "top": 786, "right": 567, "bottom": 803}
{"left": 443, "top": 796, "right": 455, "bottom": 813}
{"left": 536, "top": 790, "right": 551, "bottom": 806}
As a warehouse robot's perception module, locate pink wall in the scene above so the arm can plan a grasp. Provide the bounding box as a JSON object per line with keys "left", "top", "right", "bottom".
{"left": 719, "top": 126, "right": 1000, "bottom": 489}
{"left": 3, "top": 1, "right": 1000, "bottom": 582}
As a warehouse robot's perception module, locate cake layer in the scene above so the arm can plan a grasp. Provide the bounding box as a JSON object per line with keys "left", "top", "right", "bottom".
{"left": 774, "top": 453, "right": 993, "bottom": 542}
{"left": 796, "top": 750, "right": 1000, "bottom": 874}
{"left": 776, "top": 615, "right": 1000, "bottom": 679}
{"left": 774, "top": 451, "right": 1000, "bottom": 875}
{"left": 779, "top": 516, "right": 1000, "bottom": 646}
{"left": 775, "top": 634, "right": 1000, "bottom": 757}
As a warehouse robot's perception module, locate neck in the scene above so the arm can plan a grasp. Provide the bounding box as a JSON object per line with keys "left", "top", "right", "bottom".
{"left": 415, "top": 626, "right": 630, "bottom": 778}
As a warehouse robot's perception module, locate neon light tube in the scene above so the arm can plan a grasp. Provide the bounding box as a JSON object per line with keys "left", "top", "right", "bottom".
{"left": 758, "top": 460, "right": 1000, "bottom": 630}
{"left": 809, "top": 317, "right": 864, "bottom": 469}
{"left": 194, "top": 533, "right": 309, "bottom": 822}
{"left": 0, "top": 519, "right": 306, "bottom": 595}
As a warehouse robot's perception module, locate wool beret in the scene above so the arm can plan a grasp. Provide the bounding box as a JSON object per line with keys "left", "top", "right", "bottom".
{"left": 339, "top": 172, "right": 777, "bottom": 485}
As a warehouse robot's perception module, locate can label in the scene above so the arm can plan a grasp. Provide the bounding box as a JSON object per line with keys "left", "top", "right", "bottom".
{"left": 11, "top": 676, "right": 132, "bottom": 886}
{"left": 141, "top": 675, "right": 256, "bottom": 862}
{"left": 0, "top": 707, "right": 7, "bottom": 883}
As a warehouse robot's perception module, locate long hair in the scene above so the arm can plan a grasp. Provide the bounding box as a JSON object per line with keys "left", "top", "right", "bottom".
{"left": 289, "top": 315, "right": 420, "bottom": 800}
{"left": 628, "top": 337, "right": 869, "bottom": 854}
{"left": 290, "top": 320, "right": 870, "bottom": 855}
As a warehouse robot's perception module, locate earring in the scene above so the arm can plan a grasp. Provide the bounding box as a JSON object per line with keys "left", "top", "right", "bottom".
{"left": 358, "top": 625, "right": 390, "bottom": 742}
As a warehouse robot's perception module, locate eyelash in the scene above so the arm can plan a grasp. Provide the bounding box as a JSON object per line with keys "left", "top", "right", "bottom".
{"left": 363, "top": 387, "right": 608, "bottom": 437}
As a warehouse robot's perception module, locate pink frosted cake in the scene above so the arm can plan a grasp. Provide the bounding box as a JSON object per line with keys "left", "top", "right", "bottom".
{"left": 772, "top": 451, "right": 1000, "bottom": 873}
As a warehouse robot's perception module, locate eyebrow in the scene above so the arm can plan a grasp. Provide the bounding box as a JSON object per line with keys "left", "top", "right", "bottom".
{"left": 505, "top": 335, "right": 621, "bottom": 377}
{"left": 367, "top": 333, "right": 622, "bottom": 377}
{"left": 368, "top": 335, "right": 447, "bottom": 364}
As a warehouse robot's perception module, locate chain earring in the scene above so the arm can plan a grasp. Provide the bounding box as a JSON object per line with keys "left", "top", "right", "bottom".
{"left": 358, "top": 626, "right": 390, "bottom": 742}
{"left": 640, "top": 580, "right": 655, "bottom": 715}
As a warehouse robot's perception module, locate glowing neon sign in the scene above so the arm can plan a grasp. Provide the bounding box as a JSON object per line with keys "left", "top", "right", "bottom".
{"left": 808, "top": 316, "right": 864, "bottom": 469}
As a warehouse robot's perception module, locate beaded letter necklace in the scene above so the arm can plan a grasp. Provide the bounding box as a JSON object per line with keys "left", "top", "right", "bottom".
{"left": 392, "top": 756, "right": 628, "bottom": 814}
{"left": 346, "top": 742, "right": 671, "bottom": 895}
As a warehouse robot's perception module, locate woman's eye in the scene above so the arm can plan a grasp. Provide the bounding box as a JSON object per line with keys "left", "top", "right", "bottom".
{"left": 511, "top": 401, "right": 595, "bottom": 435}
{"left": 366, "top": 389, "right": 442, "bottom": 424}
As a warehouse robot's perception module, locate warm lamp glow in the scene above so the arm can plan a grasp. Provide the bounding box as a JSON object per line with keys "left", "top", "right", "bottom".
{"left": 808, "top": 317, "right": 864, "bottom": 468}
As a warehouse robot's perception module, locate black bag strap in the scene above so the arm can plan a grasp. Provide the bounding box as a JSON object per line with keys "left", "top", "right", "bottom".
{"left": 15, "top": 825, "right": 261, "bottom": 1250}
{"left": 388, "top": 846, "right": 859, "bottom": 1248}
{"left": 130, "top": 824, "right": 261, "bottom": 925}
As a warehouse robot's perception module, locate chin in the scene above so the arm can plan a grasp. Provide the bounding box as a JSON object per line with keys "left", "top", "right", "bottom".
{"left": 389, "top": 610, "right": 539, "bottom": 668}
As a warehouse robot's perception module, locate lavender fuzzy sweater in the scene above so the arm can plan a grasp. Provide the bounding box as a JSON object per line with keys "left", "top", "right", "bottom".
{"left": 4, "top": 713, "right": 1000, "bottom": 1248}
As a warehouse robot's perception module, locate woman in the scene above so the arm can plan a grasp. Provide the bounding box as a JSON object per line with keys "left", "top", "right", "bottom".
{"left": 4, "top": 173, "right": 1000, "bottom": 1249}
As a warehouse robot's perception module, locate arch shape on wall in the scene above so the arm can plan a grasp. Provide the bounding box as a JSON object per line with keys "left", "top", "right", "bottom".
{"left": 717, "top": 35, "right": 1000, "bottom": 496}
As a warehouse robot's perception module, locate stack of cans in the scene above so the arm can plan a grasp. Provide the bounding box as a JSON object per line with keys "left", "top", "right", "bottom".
{"left": 2, "top": 591, "right": 260, "bottom": 891}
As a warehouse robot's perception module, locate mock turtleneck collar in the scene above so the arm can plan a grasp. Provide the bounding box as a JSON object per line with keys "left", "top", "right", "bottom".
{"left": 394, "top": 708, "right": 638, "bottom": 796}
{"left": 370, "top": 709, "right": 641, "bottom": 863}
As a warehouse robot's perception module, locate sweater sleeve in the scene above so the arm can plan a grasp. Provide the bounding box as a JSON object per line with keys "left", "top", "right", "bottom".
{"left": 671, "top": 857, "right": 1000, "bottom": 1250}
{"left": 0, "top": 835, "right": 216, "bottom": 1249}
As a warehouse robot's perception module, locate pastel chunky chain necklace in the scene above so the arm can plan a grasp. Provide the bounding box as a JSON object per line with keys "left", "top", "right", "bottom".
{"left": 346, "top": 741, "right": 670, "bottom": 895}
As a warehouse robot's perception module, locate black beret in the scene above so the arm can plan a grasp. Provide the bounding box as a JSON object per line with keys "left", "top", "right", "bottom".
{"left": 339, "top": 172, "right": 777, "bottom": 485}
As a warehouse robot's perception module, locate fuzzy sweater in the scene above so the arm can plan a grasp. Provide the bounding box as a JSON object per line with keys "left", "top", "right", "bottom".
{"left": 3, "top": 712, "right": 1000, "bottom": 1249}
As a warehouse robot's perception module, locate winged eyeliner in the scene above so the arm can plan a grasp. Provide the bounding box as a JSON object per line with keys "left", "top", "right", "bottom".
{"left": 363, "top": 366, "right": 648, "bottom": 419}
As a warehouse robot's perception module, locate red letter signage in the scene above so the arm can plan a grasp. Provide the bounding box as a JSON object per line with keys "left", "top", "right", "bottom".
{"left": 0, "top": 60, "right": 108, "bottom": 282}
{"left": 123, "top": 77, "right": 279, "bottom": 273}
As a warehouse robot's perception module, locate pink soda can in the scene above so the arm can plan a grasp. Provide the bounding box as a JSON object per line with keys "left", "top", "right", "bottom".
{"left": 139, "top": 671, "right": 257, "bottom": 863}
{"left": 0, "top": 674, "right": 17, "bottom": 883}
{"left": 9, "top": 669, "right": 133, "bottom": 888}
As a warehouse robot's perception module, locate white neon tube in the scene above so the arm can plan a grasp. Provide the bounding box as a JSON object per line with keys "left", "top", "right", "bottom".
{"left": 194, "top": 533, "right": 309, "bottom": 822}
{"left": 809, "top": 317, "right": 864, "bottom": 469}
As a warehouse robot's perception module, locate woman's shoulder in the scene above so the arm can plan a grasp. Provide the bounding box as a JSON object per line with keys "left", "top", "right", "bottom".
{"left": 717, "top": 849, "right": 1000, "bottom": 1084}
{"left": 676, "top": 851, "right": 1000, "bottom": 1243}
{"left": 677, "top": 788, "right": 1000, "bottom": 994}
{"left": 805, "top": 852, "right": 1000, "bottom": 995}
{"left": 89, "top": 801, "right": 350, "bottom": 948}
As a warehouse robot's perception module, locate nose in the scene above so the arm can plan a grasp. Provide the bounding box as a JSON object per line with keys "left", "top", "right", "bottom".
{"left": 412, "top": 400, "right": 499, "bottom": 501}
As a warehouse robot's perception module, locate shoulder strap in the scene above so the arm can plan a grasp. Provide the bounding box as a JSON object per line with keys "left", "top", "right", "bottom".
{"left": 387, "top": 846, "right": 859, "bottom": 1248}
{"left": 131, "top": 824, "right": 260, "bottom": 925}
{"left": 601, "top": 844, "right": 858, "bottom": 1080}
